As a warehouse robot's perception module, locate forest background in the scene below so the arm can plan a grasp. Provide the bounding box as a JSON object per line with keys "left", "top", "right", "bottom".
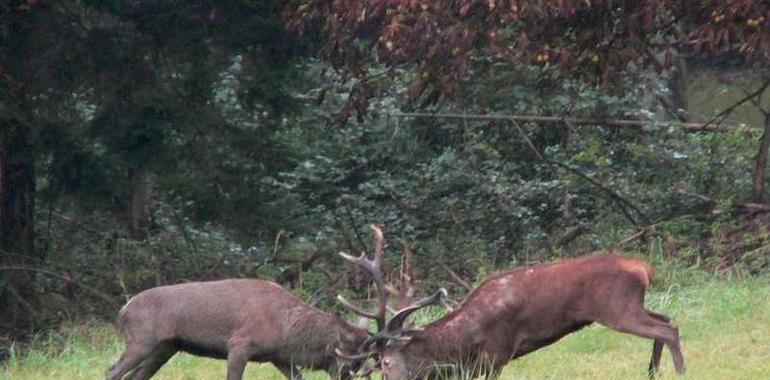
{"left": 1, "top": 1, "right": 769, "bottom": 378}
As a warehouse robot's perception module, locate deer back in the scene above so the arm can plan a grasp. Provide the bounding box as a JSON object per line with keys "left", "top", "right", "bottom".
{"left": 377, "top": 253, "right": 660, "bottom": 379}
{"left": 119, "top": 279, "right": 366, "bottom": 367}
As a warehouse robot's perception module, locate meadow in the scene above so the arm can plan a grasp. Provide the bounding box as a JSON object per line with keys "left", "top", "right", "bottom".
{"left": 3, "top": 266, "right": 769, "bottom": 380}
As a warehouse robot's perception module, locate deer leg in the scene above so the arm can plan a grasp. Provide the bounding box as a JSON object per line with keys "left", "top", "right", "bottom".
{"left": 105, "top": 342, "right": 159, "bottom": 380}
{"left": 645, "top": 311, "right": 671, "bottom": 377}
{"left": 126, "top": 344, "right": 176, "bottom": 380}
{"left": 648, "top": 339, "right": 665, "bottom": 378}
{"left": 276, "top": 363, "right": 304, "bottom": 380}
{"left": 602, "top": 309, "right": 685, "bottom": 375}
{"left": 226, "top": 345, "right": 256, "bottom": 380}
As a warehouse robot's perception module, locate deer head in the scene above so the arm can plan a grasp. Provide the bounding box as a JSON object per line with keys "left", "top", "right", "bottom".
{"left": 333, "top": 225, "right": 449, "bottom": 378}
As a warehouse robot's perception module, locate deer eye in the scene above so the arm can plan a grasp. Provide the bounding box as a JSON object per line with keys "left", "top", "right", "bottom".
{"left": 382, "top": 358, "right": 391, "bottom": 367}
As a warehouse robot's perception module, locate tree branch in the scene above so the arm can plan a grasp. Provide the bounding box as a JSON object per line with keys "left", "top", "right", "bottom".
{"left": 0, "top": 266, "right": 118, "bottom": 308}
{"left": 615, "top": 214, "right": 697, "bottom": 246}
{"left": 697, "top": 76, "right": 770, "bottom": 132}
{"left": 49, "top": 211, "right": 104, "bottom": 236}
{"left": 440, "top": 262, "right": 472, "bottom": 291}
{"left": 389, "top": 112, "right": 753, "bottom": 133}
{"left": 549, "top": 160, "right": 646, "bottom": 226}
{"left": 509, "top": 119, "right": 647, "bottom": 226}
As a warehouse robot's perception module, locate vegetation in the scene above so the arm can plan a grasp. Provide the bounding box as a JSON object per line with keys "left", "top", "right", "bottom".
{"left": 1, "top": 1, "right": 770, "bottom": 378}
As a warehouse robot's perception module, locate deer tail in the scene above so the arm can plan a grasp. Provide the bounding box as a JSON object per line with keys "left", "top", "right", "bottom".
{"left": 616, "top": 256, "right": 655, "bottom": 289}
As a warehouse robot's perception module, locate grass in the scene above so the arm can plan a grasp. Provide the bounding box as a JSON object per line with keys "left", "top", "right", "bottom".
{"left": 2, "top": 273, "right": 769, "bottom": 379}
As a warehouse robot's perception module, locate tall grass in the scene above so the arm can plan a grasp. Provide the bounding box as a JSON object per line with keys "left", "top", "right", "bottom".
{"left": 3, "top": 267, "right": 769, "bottom": 379}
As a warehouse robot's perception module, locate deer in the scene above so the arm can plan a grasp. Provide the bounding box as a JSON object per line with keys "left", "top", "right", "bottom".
{"left": 337, "top": 226, "right": 685, "bottom": 380}
{"left": 105, "top": 278, "right": 371, "bottom": 380}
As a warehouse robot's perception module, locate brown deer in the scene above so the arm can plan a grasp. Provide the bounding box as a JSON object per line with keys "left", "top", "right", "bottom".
{"left": 105, "top": 278, "right": 370, "bottom": 380}
{"left": 338, "top": 227, "right": 685, "bottom": 380}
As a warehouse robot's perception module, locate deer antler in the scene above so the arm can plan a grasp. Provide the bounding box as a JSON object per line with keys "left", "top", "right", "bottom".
{"left": 385, "top": 288, "right": 448, "bottom": 334}
{"left": 338, "top": 225, "right": 389, "bottom": 330}
{"left": 337, "top": 225, "right": 451, "bottom": 376}
{"left": 386, "top": 238, "right": 417, "bottom": 313}
{"left": 337, "top": 287, "right": 449, "bottom": 366}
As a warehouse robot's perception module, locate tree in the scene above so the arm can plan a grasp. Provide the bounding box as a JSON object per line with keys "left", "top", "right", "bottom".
{"left": 287, "top": 0, "right": 768, "bottom": 109}
{"left": 278, "top": 0, "right": 770, "bottom": 273}
{"left": 0, "top": 0, "right": 103, "bottom": 328}
{"left": 285, "top": 0, "right": 770, "bottom": 211}
{"left": 0, "top": 0, "right": 308, "bottom": 329}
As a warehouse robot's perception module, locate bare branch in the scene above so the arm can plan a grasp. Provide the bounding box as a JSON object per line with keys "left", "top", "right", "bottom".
{"left": 0, "top": 266, "right": 118, "bottom": 307}
{"left": 5, "top": 284, "right": 38, "bottom": 326}
{"left": 272, "top": 230, "right": 284, "bottom": 258}
{"left": 509, "top": 118, "right": 647, "bottom": 226}
{"left": 698, "top": 76, "right": 770, "bottom": 131}
{"left": 389, "top": 112, "right": 754, "bottom": 133}
{"left": 549, "top": 160, "right": 647, "bottom": 226}
{"left": 48, "top": 211, "right": 104, "bottom": 236}
{"left": 440, "top": 263, "right": 472, "bottom": 291}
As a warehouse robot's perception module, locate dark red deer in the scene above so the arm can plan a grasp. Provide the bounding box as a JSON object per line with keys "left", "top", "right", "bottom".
{"left": 339, "top": 230, "right": 685, "bottom": 379}
{"left": 105, "top": 278, "right": 370, "bottom": 380}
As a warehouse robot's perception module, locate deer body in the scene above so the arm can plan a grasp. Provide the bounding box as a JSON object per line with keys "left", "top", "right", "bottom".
{"left": 106, "top": 279, "right": 368, "bottom": 380}
{"left": 377, "top": 253, "right": 685, "bottom": 379}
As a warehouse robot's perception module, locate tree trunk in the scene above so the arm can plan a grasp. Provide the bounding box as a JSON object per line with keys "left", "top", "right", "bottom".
{"left": 0, "top": 121, "right": 36, "bottom": 256}
{"left": 129, "top": 166, "right": 153, "bottom": 240}
{"left": 752, "top": 113, "right": 770, "bottom": 203}
{"left": 0, "top": 119, "right": 38, "bottom": 327}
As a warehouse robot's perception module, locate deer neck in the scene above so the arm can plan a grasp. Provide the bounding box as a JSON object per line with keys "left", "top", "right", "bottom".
{"left": 403, "top": 308, "right": 484, "bottom": 368}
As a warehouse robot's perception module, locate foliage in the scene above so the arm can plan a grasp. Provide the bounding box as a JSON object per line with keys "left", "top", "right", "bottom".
{"left": 262, "top": 59, "right": 760, "bottom": 288}
{"left": 2, "top": 0, "right": 307, "bottom": 233}
{"left": 2, "top": 0, "right": 770, "bottom": 339}
{"left": 287, "top": 0, "right": 769, "bottom": 108}
{"left": 1, "top": 0, "right": 309, "bottom": 331}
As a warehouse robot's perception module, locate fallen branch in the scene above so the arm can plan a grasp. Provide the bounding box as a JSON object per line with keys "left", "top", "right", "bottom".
{"left": 390, "top": 112, "right": 755, "bottom": 133}
{"left": 0, "top": 266, "right": 118, "bottom": 308}
{"left": 509, "top": 119, "right": 647, "bottom": 226}
{"left": 735, "top": 202, "right": 770, "bottom": 214}
{"left": 275, "top": 249, "right": 327, "bottom": 287}
{"left": 48, "top": 211, "right": 104, "bottom": 236}
{"left": 616, "top": 214, "right": 698, "bottom": 246}
{"left": 440, "top": 263, "right": 472, "bottom": 291}
{"left": 555, "top": 224, "right": 590, "bottom": 247}
{"left": 617, "top": 227, "right": 652, "bottom": 246}
{"left": 741, "top": 244, "right": 770, "bottom": 260}
{"left": 5, "top": 284, "right": 39, "bottom": 326}
{"left": 550, "top": 160, "right": 648, "bottom": 226}
{"left": 698, "top": 76, "right": 770, "bottom": 132}
{"left": 673, "top": 188, "right": 770, "bottom": 216}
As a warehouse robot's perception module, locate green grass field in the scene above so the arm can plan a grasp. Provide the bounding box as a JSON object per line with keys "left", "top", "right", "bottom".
{"left": 2, "top": 274, "right": 769, "bottom": 380}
